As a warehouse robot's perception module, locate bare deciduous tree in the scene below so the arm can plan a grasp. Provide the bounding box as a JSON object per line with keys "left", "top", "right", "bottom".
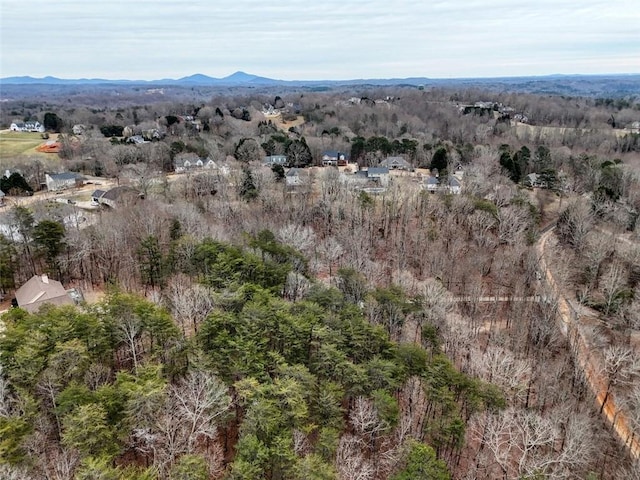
{"left": 601, "top": 261, "right": 629, "bottom": 316}
{"left": 557, "top": 199, "right": 594, "bottom": 252}
{"left": 600, "top": 346, "right": 640, "bottom": 414}
{"left": 166, "top": 274, "right": 215, "bottom": 334}
{"left": 318, "top": 236, "right": 344, "bottom": 280}
{"left": 335, "top": 434, "right": 375, "bottom": 480}
{"left": 277, "top": 224, "right": 316, "bottom": 253}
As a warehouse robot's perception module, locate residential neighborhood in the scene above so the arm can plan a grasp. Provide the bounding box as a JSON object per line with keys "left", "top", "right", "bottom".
{"left": 0, "top": 71, "right": 638, "bottom": 480}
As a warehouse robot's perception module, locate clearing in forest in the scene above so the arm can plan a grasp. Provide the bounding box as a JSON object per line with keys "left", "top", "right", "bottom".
{"left": 0, "top": 131, "right": 58, "bottom": 159}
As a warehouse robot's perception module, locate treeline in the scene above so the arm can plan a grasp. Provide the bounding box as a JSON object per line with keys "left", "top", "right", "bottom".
{"left": 0, "top": 233, "right": 502, "bottom": 478}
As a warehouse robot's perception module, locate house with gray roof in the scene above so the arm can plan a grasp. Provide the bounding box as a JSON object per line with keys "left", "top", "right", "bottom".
{"left": 351, "top": 167, "right": 390, "bottom": 188}
{"left": 286, "top": 168, "right": 303, "bottom": 186}
{"left": 447, "top": 176, "right": 462, "bottom": 194}
{"left": 45, "top": 172, "right": 84, "bottom": 192}
{"left": 366, "top": 167, "right": 390, "bottom": 184}
{"left": 263, "top": 155, "right": 288, "bottom": 167}
{"left": 175, "top": 154, "right": 214, "bottom": 173}
{"left": 93, "top": 186, "right": 142, "bottom": 208}
{"left": 380, "top": 156, "right": 412, "bottom": 170}
{"left": 425, "top": 176, "right": 439, "bottom": 192}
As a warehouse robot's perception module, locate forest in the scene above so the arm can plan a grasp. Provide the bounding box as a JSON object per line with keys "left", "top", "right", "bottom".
{"left": 0, "top": 82, "right": 639, "bottom": 479}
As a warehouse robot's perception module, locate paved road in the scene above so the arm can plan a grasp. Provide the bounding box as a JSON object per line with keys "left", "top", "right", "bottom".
{"left": 3, "top": 172, "right": 186, "bottom": 209}
{"left": 4, "top": 178, "right": 117, "bottom": 208}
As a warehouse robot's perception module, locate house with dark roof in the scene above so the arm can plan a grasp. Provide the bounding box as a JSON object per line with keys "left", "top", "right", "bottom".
{"left": 92, "top": 186, "right": 142, "bottom": 208}
{"left": 45, "top": 172, "right": 84, "bottom": 192}
{"left": 91, "top": 189, "right": 106, "bottom": 205}
{"left": 15, "top": 274, "right": 74, "bottom": 313}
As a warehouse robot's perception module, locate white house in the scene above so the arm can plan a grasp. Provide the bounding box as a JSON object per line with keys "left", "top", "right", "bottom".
{"left": 202, "top": 158, "right": 217, "bottom": 169}
{"left": 365, "top": 167, "right": 390, "bottom": 186}
{"left": 425, "top": 176, "right": 439, "bottom": 192}
{"left": 447, "top": 176, "right": 462, "bottom": 194}
{"left": 263, "top": 155, "right": 288, "bottom": 167}
{"left": 286, "top": 168, "right": 304, "bottom": 186}
{"left": 10, "top": 120, "right": 45, "bottom": 133}
{"left": 45, "top": 172, "right": 83, "bottom": 192}
{"left": 175, "top": 155, "right": 218, "bottom": 173}
{"left": 322, "top": 150, "right": 349, "bottom": 166}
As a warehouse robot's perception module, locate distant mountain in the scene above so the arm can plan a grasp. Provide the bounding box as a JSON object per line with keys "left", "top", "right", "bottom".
{"left": 221, "top": 71, "right": 276, "bottom": 84}
{"left": 174, "top": 71, "right": 278, "bottom": 85}
{"left": 0, "top": 71, "right": 427, "bottom": 87}
{"left": 176, "top": 73, "right": 218, "bottom": 84}
{"left": 2, "top": 72, "right": 639, "bottom": 97}
{"left": 0, "top": 75, "right": 140, "bottom": 85}
{"left": 0, "top": 71, "right": 285, "bottom": 86}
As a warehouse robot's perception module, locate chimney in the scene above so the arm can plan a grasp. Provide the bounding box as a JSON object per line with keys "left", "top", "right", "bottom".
{"left": 41, "top": 274, "right": 49, "bottom": 284}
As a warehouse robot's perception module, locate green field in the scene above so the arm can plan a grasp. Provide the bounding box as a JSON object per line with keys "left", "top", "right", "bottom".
{"left": 0, "top": 131, "right": 49, "bottom": 159}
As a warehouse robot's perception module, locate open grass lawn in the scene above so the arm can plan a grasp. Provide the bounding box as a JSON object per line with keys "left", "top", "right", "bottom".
{"left": 0, "top": 131, "right": 50, "bottom": 159}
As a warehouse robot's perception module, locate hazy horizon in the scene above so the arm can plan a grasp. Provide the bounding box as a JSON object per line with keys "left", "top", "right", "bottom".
{"left": 2, "top": 71, "right": 640, "bottom": 83}
{"left": 1, "top": 1, "right": 639, "bottom": 81}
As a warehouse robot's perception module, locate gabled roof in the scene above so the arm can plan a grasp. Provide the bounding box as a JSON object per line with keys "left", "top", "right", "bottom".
{"left": 322, "top": 150, "right": 349, "bottom": 159}
{"left": 426, "top": 176, "right": 439, "bottom": 185}
{"left": 286, "top": 168, "right": 301, "bottom": 176}
{"left": 448, "top": 176, "right": 461, "bottom": 187}
{"left": 367, "top": 167, "right": 389, "bottom": 176}
{"left": 380, "top": 156, "right": 411, "bottom": 168}
{"left": 47, "top": 172, "right": 82, "bottom": 181}
{"left": 128, "top": 135, "right": 147, "bottom": 144}
{"left": 101, "top": 185, "right": 140, "bottom": 202}
{"left": 264, "top": 155, "right": 287, "bottom": 162}
{"left": 91, "top": 189, "right": 106, "bottom": 198}
{"left": 15, "top": 274, "right": 73, "bottom": 313}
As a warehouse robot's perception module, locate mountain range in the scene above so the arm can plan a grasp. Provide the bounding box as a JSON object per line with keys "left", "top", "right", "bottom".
{"left": 2, "top": 71, "right": 639, "bottom": 96}
{"left": 0, "top": 71, "right": 278, "bottom": 86}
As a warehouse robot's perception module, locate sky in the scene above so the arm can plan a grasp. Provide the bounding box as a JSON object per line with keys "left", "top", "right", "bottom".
{"left": 1, "top": 0, "right": 639, "bottom": 81}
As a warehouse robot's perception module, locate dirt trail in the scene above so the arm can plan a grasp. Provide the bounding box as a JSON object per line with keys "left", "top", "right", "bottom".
{"left": 538, "top": 228, "right": 640, "bottom": 459}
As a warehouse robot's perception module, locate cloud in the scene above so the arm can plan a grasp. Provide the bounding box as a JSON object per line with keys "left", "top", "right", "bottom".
{"left": 1, "top": 0, "right": 638, "bottom": 79}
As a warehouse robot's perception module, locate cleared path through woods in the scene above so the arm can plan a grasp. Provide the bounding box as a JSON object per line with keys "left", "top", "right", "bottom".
{"left": 537, "top": 227, "right": 640, "bottom": 459}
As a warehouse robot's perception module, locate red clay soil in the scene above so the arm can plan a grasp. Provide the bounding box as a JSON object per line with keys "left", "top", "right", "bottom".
{"left": 538, "top": 229, "right": 640, "bottom": 459}
{"left": 35, "top": 141, "right": 61, "bottom": 153}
